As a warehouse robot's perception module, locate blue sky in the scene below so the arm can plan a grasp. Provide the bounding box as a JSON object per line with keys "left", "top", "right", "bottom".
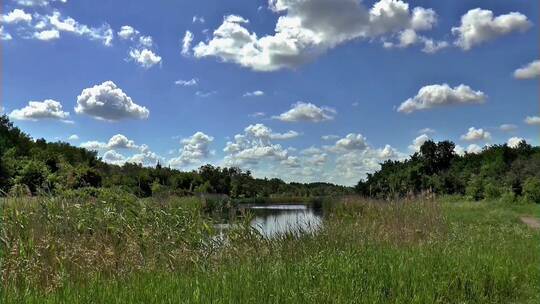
{"left": 2, "top": 0, "right": 539, "bottom": 185}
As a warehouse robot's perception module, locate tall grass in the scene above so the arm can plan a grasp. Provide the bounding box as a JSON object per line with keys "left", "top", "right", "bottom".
{"left": 1, "top": 194, "right": 539, "bottom": 303}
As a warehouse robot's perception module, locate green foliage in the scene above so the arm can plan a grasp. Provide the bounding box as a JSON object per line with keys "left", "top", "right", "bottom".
{"left": 0, "top": 115, "right": 351, "bottom": 198}
{"left": 522, "top": 177, "right": 540, "bottom": 204}
{"left": 2, "top": 197, "right": 539, "bottom": 303}
{"left": 357, "top": 139, "right": 540, "bottom": 202}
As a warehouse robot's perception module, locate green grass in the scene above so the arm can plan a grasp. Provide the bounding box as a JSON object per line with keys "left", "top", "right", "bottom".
{"left": 2, "top": 194, "right": 539, "bottom": 303}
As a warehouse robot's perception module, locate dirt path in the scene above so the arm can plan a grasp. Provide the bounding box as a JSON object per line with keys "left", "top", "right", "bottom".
{"left": 520, "top": 216, "right": 540, "bottom": 230}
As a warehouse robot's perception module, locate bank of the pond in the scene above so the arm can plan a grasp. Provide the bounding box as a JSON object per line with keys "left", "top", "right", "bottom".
{"left": 2, "top": 195, "right": 540, "bottom": 303}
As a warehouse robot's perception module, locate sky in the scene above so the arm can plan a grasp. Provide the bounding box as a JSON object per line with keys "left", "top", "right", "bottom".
{"left": 2, "top": 0, "right": 539, "bottom": 186}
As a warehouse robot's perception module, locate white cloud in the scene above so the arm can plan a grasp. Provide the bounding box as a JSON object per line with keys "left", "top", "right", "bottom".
{"left": 223, "top": 124, "right": 292, "bottom": 166}
{"left": 34, "top": 29, "right": 60, "bottom": 41}
{"left": 499, "top": 124, "right": 517, "bottom": 132}
{"left": 182, "top": 30, "right": 193, "bottom": 56}
{"left": 129, "top": 48, "right": 162, "bottom": 68}
{"left": 169, "top": 132, "right": 214, "bottom": 168}
{"left": 452, "top": 9, "right": 531, "bottom": 50}
{"left": 398, "top": 84, "right": 486, "bottom": 113}
{"left": 102, "top": 150, "right": 126, "bottom": 165}
{"left": 454, "top": 144, "right": 483, "bottom": 156}
{"left": 243, "top": 90, "right": 265, "bottom": 97}
{"left": 409, "top": 134, "right": 430, "bottom": 152}
{"left": 44, "top": 11, "right": 114, "bottom": 46}
{"left": 68, "top": 134, "right": 79, "bottom": 141}
{"left": 507, "top": 137, "right": 524, "bottom": 148}
{"left": 466, "top": 144, "right": 482, "bottom": 154}
{"left": 192, "top": 0, "right": 440, "bottom": 71}
{"left": 75, "top": 81, "right": 149, "bottom": 121}
{"left": 0, "top": 27, "right": 12, "bottom": 40}
{"left": 117, "top": 25, "right": 139, "bottom": 40}
{"left": 460, "top": 127, "right": 491, "bottom": 142}
{"left": 2, "top": 9, "right": 32, "bottom": 24}
{"left": 274, "top": 102, "right": 336, "bottom": 122}
{"left": 9, "top": 99, "right": 70, "bottom": 121}
{"left": 192, "top": 15, "right": 205, "bottom": 24}
{"left": 514, "top": 60, "right": 540, "bottom": 80}
{"left": 14, "top": 0, "right": 66, "bottom": 6}
{"left": 525, "top": 116, "right": 540, "bottom": 126}
{"left": 81, "top": 134, "right": 140, "bottom": 151}
{"left": 138, "top": 35, "right": 153, "bottom": 48}
{"left": 332, "top": 133, "right": 368, "bottom": 152}
{"left": 175, "top": 78, "right": 198, "bottom": 86}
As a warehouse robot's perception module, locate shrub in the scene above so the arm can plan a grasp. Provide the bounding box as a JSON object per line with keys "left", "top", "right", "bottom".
{"left": 483, "top": 181, "right": 501, "bottom": 200}
{"left": 465, "top": 177, "right": 484, "bottom": 201}
{"left": 499, "top": 191, "right": 517, "bottom": 205}
{"left": 522, "top": 177, "right": 540, "bottom": 204}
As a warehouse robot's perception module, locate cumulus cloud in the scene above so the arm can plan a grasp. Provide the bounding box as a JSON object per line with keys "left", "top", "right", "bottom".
{"left": 409, "top": 134, "right": 430, "bottom": 152}
{"left": 102, "top": 150, "right": 126, "bottom": 165}
{"left": 461, "top": 127, "right": 491, "bottom": 142}
{"left": 117, "top": 25, "right": 139, "bottom": 40}
{"left": 223, "top": 124, "right": 293, "bottom": 166}
{"left": 243, "top": 90, "right": 265, "bottom": 97}
{"left": 175, "top": 78, "right": 198, "bottom": 86}
{"left": 68, "top": 134, "right": 79, "bottom": 141}
{"left": 75, "top": 81, "right": 149, "bottom": 121}
{"left": 454, "top": 144, "right": 483, "bottom": 156}
{"left": 2, "top": 9, "right": 32, "bottom": 24}
{"left": 274, "top": 102, "right": 336, "bottom": 122}
{"left": 507, "top": 137, "right": 524, "bottom": 148}
{"left": 80, "top": 134, "right": 140, "bottom": 151}
{"left": 169, "top": 132, "right": 214, "bottom": 168}
{"left": 525, "top": 116, "right": 540, "bottom": 126}
{"left": 398, "top": 84, "right": 486, "bottom": 113}
{"left": 514, "top": 60, "right": 540, "bottom": 80}
{"left": 466, "top": 144, "right": 483, "bottom": 154}
{"left": 129, "top": 48, "right": 162, "bottom": 68}
{"left": 452, "top": 9, "right": 531, "bottom": 50}
{"left": 34, "top": 29, "right": 60, "bottom": 40}
{"left": 9, "top": 99, "right": 70, "bottom": 122}
{"left": 332, "top": 133, "right": 368, "bottom": 152}
{"left": 182, "top": 30, "right": 193, "bottom": 56}
{"left": 192, "top": 0, "right": 440, "bottom": 71}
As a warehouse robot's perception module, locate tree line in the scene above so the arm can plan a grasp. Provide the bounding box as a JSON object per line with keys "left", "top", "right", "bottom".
{"left": 356, "top": 139, "right": 540, "bottom": 203}
{"left": 0, "top": 115, "right": 351, "bottom": 198}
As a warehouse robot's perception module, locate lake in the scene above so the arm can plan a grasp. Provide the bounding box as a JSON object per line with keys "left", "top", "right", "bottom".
{"left": 241, "top": 204, "right": 323, "bottom": 238}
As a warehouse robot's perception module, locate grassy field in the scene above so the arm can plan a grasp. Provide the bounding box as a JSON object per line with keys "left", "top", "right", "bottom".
{"left": 1, "top": 191, "right": 539, "bottom": 303}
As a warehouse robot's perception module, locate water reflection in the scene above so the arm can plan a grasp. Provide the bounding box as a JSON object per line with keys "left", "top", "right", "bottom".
{"left": 245, "top": 204, "right": 323, "bottom": 238}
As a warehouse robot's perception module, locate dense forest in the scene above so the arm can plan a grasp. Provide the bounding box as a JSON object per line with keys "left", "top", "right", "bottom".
{"left": 0, "top": 115, "right": 351, "bottom": 198}
{"left": 356, "top": 139, "right": 540, "bottom": 203}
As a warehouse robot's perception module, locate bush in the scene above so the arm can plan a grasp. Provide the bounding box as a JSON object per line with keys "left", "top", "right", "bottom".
{"left": 522, "top": 177, "right": 540, "bottom": 204}
{"left": 499, "top": 191, "right": 517, "bottom": 205}
{"left": 465, "top": 177, "right": 484, "bottom": 201}
{"left": 484, "top": 182, "right": 502, "bottom": 200}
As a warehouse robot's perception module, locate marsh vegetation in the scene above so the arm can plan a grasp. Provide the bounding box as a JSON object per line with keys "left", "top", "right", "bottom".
{"left": 1, "top": 192, "right": 539, "bottom": 303}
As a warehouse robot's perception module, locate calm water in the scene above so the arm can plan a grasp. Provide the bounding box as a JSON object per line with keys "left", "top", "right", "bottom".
{"left": 244, "top": 204, "right": 323, "bottom": 237}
